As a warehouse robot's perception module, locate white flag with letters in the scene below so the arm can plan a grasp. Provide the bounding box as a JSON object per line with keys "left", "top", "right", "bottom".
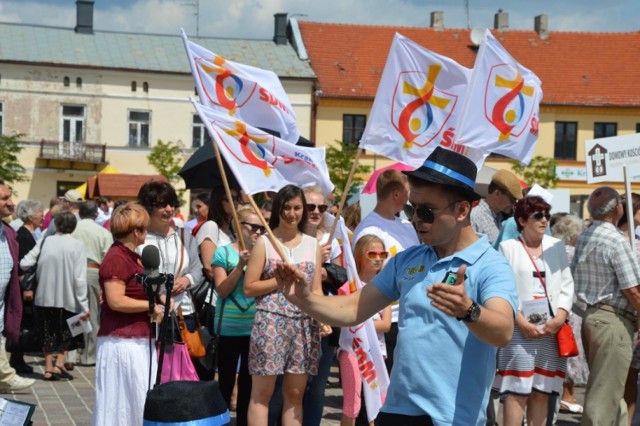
{"left": 455, "top": 29, "right": 542, "bottom": 164}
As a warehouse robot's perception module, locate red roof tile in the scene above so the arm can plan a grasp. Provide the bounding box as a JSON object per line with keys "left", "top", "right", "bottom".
{"left": 92, "top": 174, "right": 168, "bottom": 198}
{"left": 299, "top": 21, "right": 640, "bottom": 107}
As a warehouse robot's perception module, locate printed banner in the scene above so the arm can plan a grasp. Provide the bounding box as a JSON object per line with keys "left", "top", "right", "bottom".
{"left": 359, "top": 33, "right": 485, "bottom": 168}
{"left": 192, "top": 100, "right": 333, "bottom": 195}
{"left": 182, "top": 30, "right": 300, "bottom": 143}
{"left": 455, "top": 29, "right": 542, "bottom": 164}
{"left": 325, "top": 214, "right": 389, "bottom": 421}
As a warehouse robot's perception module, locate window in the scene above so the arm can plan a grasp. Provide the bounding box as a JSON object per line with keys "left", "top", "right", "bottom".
{"left": 131, "top": 81, "right": 137, "bottom": 92}
{"left": 554, "top": 121, "right": 577, "bottom": 160}
{"left": 63, "top": 76, "right": 70, "bottom": 87}
{"left": 192, "top": 115, "right": 210, "bottom": 148}
{"left": 76, "top": 77, "right": 82, "bottom": 88}
{"left": 594, "top": 122, "right": 617, "bottom": 139}
{"left": 342, "top": 114, "right": 366, "bottom": 146}
{"left": 636, "top": 123, "right": 640, "bottom": 133}
{"left": 143, "top": 82, "right": 149, "bottom": 93}
{"left": 61, "top": 105, "right": 85, "bottom": 143}
{"left": 0, "top": 102, "right": 3, "bottom": 135}
{"left": 128, "top": 110, "right": 150, "bottom": 147}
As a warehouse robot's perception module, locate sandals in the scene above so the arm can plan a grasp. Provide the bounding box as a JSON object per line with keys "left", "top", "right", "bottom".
{"left": 43, "top": 370, "right": 60, "bottom": 381}
{"left": 53, "top": 366, "right": 74, "bottom": 381}
{"left": 560, "top": 400, "right": 583, "bottom": 414}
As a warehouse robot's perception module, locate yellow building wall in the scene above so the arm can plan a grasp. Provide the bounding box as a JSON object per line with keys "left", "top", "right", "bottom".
{"left": 2, "top": 63, "right": 313, "bottom": 205}
{"left": 315, "top": 98, "right": 640, "bottom": 198}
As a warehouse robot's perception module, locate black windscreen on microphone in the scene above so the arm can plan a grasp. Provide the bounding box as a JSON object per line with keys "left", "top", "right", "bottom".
{"left": 141, "top": 245, "right": 161, "bottom": 278}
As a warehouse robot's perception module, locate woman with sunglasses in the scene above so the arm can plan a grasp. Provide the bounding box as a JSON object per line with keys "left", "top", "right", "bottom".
{"left": 211, "top": 206, "right": 261, "bottom": 426}
{"left": 339, "top": 234, "right": 391, "bottom": 426}
{"left": 302, "top": 186, "right": 343, "bottom": 426}
{"left": 245, "top": 184, "right": 322, "bottom": 426}
{"left": 493, "top": 196, "right": 574, "bottom": 426}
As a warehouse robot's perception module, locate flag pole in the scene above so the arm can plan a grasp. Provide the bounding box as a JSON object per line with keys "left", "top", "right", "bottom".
{"left": 327, "top": 148, "right": 363, "bottom": 242}
{"left": 208, "top": 139, "right": 247, "bottom": 251}
{"left": 246, "top": 193, "right": 291, "bottom": 264}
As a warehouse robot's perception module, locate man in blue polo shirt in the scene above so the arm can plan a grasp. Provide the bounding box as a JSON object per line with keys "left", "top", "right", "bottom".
{"left": 276, "top": 147, "right": 518, "bottom": 425}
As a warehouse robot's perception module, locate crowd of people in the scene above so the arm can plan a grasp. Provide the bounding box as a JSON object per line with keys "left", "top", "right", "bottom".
{"left": 1, "top": 146, "right": 640, "bottom": 425}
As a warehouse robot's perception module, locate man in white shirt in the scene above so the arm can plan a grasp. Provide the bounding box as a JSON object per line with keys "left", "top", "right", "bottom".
{"left": 353, "top": 169, "right": 419, "bottom": 372}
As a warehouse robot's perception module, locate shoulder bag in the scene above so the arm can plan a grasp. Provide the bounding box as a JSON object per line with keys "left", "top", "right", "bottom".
{"left": 21, "top": 236, "right": 49, "bottom": 292}
{"left": 519, "top": 238, "right": 578, "bottom": 358}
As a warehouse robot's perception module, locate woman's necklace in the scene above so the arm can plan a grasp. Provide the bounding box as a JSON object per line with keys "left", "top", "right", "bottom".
{"left": 522, "top": 236, "right": 543, "bottom": 259}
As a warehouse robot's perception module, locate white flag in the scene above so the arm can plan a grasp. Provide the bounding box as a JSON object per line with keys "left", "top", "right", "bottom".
{"left": 182, "top": 30, "right": 300, "bottom": 144}
{"left": 359, "top": 33, "right": 484, "bottom": 168}
{"left": 324, "top": 214, "right": 389, "bottom": 422}
{"left": 455, "top": 29, "right": 542, "bottom": 164}
{"left": 192, "top": 100, "right": 333, "bottom": 196}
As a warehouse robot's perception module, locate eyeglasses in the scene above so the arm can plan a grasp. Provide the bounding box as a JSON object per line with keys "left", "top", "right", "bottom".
{"left": 403, "top": 201, "right": 459, "bottom": 223}
{"left": 366, "top": 250, "right": 389, "bottom": 260}
{"left": 530, "top": 212, "right": 551, "bottom": 221}
{"left": 306, "top": 203, "right": 328, "bottom": 213}
{"left": 241, "top": 222, "right": 266, "bottom": 234}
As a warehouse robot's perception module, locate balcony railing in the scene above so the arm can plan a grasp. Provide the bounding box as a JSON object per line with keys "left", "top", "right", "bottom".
{"left": 38, "top": 140, "right": 107, "bottom": 164}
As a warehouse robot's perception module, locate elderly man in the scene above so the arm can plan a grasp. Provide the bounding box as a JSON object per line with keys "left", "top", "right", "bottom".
{"left": 0, "top": 180, "right": 35, "bottom": 392}
{"left": 471, "top": 169, "right": 523, "bottom": 244}
{"left": 572, "top": 186, "right": 640, "bottom": 425}
{"left": 72, "top": 201, "right": 113, "bottom": 366}
{"left": 279, "top": 147, "right": 518, "bottom": 425}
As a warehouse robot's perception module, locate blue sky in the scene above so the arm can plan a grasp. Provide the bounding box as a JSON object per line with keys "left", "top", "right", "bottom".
{"left": 0, "top": 0, "right": 638, "bottom": 39}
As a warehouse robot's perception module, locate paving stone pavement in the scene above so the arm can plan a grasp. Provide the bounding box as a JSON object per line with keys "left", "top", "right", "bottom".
{"left": 2, "top": 354, "right": 584, "bottom": 425}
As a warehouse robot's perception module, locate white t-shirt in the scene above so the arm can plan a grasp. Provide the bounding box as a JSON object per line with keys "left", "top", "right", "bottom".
{"left": 353, "top": 211, "right": 419, "bottom": 322}
{"left": 195, "top": 220, "right": 233, "bottom": 305}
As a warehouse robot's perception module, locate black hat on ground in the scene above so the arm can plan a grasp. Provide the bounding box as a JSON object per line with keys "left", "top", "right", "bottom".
{"left": 403, "top": 147, "right": 482, "bottom": 201}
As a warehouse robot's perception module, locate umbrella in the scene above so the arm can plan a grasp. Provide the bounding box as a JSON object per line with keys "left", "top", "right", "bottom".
{"left": 361, "top": 162, "right": 414, "bottom": 194}
{"left": 178, "top": 142, "right": 240, "bottom": 190}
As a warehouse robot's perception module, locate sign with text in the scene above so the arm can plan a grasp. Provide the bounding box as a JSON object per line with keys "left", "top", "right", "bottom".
{"left": 585, "top": 133, "right": 640, "bottom": 183}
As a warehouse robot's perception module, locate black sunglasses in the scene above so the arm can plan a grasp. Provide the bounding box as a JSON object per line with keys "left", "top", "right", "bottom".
{"left": 241, "top": 221, "right": 266, "bottom": 234}
{"left": 403, "top": 201, "right": 458, "bottom": 223}
{"left": 530, "top": 212, "right": 551, "bottom": 221}
{"left": 306, "top": 203, "right": 328, "bottom": 213}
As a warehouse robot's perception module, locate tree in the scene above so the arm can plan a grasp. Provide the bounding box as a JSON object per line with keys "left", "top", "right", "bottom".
{"left": 511, "top": 155, "right": 558, "bottom": 188}
{"left": 325, "top": 142, "right": 372, "bottom": 202}
{"left": 147, "top": 139, "right": 186, "bottom": 198}
{"left": 0, "top": 134, "right": 28, "bottom": 185}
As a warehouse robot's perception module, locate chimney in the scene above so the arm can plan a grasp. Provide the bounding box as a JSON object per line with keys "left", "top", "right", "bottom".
{"left": 494, "top": 9, "right": 509, "bottom": 31}
{"left": 273, "top": 13, "right": 288, "bottom": 45}
{"left": 534, "top": 14, "right": 549, "bottom": 39}
{"left": 75, "top": 0, "right": 94, "bottom": 34}
{"left": 430, "top": 11, "right": 444, "bottom": 31}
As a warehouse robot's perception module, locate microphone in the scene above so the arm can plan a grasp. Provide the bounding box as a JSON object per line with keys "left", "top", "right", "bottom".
{"left": 141, "top": 245, "right": 161, "bottom": 278}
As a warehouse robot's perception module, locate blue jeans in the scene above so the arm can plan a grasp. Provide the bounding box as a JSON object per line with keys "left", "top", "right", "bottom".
{"left": 303, "top": 336, "right": 336, "bottom": 426}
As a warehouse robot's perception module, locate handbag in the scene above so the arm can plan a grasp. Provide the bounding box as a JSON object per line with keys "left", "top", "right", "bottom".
{"left": 519, "top": 238, "right": 579, "bottom": 358}
{"left": 157, "top": 318, "right": 199, "bottom": 383}
{"left": 20, "top": 236, "right": 49, "bottom": 292}
{"left": 322, "top": 262, "right": 348, "bottom": 295}
{"left": 177, "top": 297, "right": 206, "bottom": 358}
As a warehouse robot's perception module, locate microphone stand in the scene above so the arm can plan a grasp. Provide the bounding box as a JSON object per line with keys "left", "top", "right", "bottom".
{"left": 155, "top": 273, "right": 174, "bottom": 387}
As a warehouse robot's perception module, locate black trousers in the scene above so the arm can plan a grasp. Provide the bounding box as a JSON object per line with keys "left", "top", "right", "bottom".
{"left": 217, "top": 335, "right": 251, "bottom": 426}
{"left": 375, "top": 412, "right": 434, "bottom": 426}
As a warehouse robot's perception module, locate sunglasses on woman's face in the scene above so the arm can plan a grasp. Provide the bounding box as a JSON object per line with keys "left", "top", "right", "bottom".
{"left": 530, "top": 212, "right": 551, "bottom": 221}
{"left": 366, "top": 250, "right": 389, "bottom": 260}
{"left": 306, "top": 203, "right": 328, "bottom": 213}
{"left": 241, "top": 222, "right": 266, "bottom": 234}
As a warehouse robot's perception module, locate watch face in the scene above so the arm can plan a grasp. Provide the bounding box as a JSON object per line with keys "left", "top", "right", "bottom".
{"left": 468, "top": 303, "right": 481, "bottom": 322}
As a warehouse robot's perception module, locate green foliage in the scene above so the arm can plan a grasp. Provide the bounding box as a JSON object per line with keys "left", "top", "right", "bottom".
{"left": 0, "top": 134, "right": 28, "bottom": 186}
{"left": 147, "top": 139, "right": 185, "bottom": 199}
{"left": 511, "top": 156, "right": 558, "bottom": 188}
{"left": 326, "top": 142, "right": 372, "bottom": 201}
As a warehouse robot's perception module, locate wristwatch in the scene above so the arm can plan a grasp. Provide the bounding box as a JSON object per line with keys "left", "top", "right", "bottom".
{"left": 457, "top": 301, "right": 481, "bottom": 323}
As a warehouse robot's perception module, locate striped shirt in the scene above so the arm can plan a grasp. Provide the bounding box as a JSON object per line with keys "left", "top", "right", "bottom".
{"left": 571, "top": 220, "right": 640, "bottom": 312}
{"left": 471, "top": 199, "right": 504, "bottom": 244}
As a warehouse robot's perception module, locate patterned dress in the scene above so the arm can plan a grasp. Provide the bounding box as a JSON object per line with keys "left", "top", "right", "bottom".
{"left": 248, "top": 233, "right": 320, "bottom": 376}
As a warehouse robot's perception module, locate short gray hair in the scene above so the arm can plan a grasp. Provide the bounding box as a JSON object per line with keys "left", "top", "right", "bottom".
{"left": 17, "top": 199, "right": 44, "bottom": 222}
{"left": 587, "top": 187, "right": 620, "bottom": 219}
{"left": 551, "top": 214, "right": 585, "bottom": 245}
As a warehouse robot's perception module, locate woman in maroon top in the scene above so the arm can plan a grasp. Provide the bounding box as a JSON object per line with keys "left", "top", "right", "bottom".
{"left": 92, "top": 202, "right": 165, "bottom": 426}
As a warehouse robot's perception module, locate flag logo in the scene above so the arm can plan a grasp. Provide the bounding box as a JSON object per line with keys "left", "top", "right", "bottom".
{"left": 484, "top": 64, "right": 535, "bottom": 141}
{"left": 196, "top": 56, "right": 256, "bottom": 115}
{"left": 392, "top": 64, "right": 459, "bottom": 149}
